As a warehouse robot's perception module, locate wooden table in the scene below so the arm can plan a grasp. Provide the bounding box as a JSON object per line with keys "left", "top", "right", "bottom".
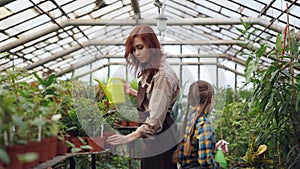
{"left": 33, "top": 126, "right": 139, "bottom": 169}
{"left": 32, "top": 151, "right": 107, "bottom": 169}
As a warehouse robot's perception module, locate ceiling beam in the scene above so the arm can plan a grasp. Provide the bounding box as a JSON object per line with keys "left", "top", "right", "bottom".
{"left": 56, "top": 55, "right": 103, "bottom": 77}
{"left": 72, "top": 62, "right": 126, "bottom": 79}
{"left": 102, "top": 53, "right": 246, "bottom": 66}
{"left": 72, "top": 62, "right": 243, "bottom": 79}
{"left": 56, "top": 53, "right": 245, "bottom": 77}
{"left": 24, "top": 39, "right": 246, "bottom": 70}
{"left": 0, "top": 17, "right": 284, "bottom": 53}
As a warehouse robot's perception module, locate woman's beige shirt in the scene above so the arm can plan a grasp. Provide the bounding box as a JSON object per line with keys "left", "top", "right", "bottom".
{"left": 136, "top": 58, "right": 180, "bottom": 137}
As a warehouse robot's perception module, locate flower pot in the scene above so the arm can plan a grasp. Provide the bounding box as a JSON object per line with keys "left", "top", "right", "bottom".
{"left": 56, "top": 138, "right": 68, "bottom": 155}
{"left": 128, "top": 121, "right": 139, "bottom": 127}
{"left": 23, "top": 140, "right": 41, "bottom": 169}
{"left": 5, "top": 144, "right": 25, "bottom": 169}
{"left": 39, "top": 137, "right": 50, "bottom": 163}
{"left": 48, "top": 136, "right": 58, "bottom": 159}
{"left": 87, "top": 137, "right": 105, "bottom": 152}
{"left": 121, "top": 121, "right": 128, "bottom": 126}
{"left": 116, "top": 121, "right": 140, "bottom": 127}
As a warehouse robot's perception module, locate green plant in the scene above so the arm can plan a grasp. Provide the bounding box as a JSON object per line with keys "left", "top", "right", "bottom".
{"left": 74, "top": 96, "right": 104, "bottom": 137}
{"left": 214, "top": 100, "right": 262, "bottom": 167}
{"left": 0, "top": 66, "right": 63, "bottom": 164}
{"left": 238, "top": 18, "right": 300, "bottom": 168}
{"left": 94, "top": 78, "right": 139, "bottom": 128}
{"left": 0, "top": 147, "right": 9, "bottom": 165}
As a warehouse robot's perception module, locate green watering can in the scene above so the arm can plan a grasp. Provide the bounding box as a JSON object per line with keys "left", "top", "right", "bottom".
{"left": 95, "top": 78, "right": 126, "bottom": 104}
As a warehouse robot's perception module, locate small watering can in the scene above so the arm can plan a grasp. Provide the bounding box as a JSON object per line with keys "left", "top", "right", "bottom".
{"left": 95, "top": 78, "right": 126, "bottom": 104}
{"left": 106, "top": 78, "right": 126, "bottom": 104}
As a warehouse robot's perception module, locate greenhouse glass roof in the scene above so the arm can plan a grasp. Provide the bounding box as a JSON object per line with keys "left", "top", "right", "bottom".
{"left": 0, "top": 0, "right": 299, "bottom": 88}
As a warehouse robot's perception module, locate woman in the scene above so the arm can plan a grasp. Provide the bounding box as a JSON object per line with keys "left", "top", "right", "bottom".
{"left": 107, "top": 24, "right": 179, "bottom": 169}
{"left": 175, "top": 80, "right": 222, "bottom": 169}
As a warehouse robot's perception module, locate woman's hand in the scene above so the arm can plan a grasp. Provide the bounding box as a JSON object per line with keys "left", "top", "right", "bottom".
{"left": 122, "top": 80, "right": 131, "bottom": 94}
{"left": 107, "top": 131, "right": 141, "bottom": 145}
{"left": 107, "top": 134, "right": 133, "bottom": 145}
{"left": 121, "top": 79, "right": 137, "bottom": 97}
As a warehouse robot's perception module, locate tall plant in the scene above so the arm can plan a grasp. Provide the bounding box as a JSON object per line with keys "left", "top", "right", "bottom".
{"left": 239, "top": 18, "right": 300, "bottom": 168}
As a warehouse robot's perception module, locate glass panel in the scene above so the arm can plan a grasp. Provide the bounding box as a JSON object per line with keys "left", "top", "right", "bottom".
{"left": 10, "top": 15, "right": 51, "bottom": 34}
{"left": 0, "top": 7, "right": 13, "bottom": 19}
{"left": 168, "top": 1, "right": 198, "bottom": 17}
{"left": 195, "top": 0, "right": 221, "bottom": 11}
{"left": 220, "top": 8, "right": 241, "bottom": 18}
{"left": 255, "top": 0, "right": 272, "bottom": 5}
{"left": 62, "top": 0, "right": 95, "bottom": 14}
{"left": 289, "top": 5, "right": 300, "bottom": 16}
{"left": 91, "top": 1, "right": 123, "bottom": 18}
{"left": 103, "top": 5, "right": 131, "bottom": 19}
{"left": 241, "top": 8, "right": 259, "bottom": 17}
{"left": 231, "top": 0, "right": 264, "bottom": 10}
{"left": 6, "top": 0, "right": 32, "bottom": 13}
{"left": 73, "top": 4, "right": 95, "bottom": 17}
{"left": 0, "top": 33, "right": 8, "bottom": 42}
{"left": 38, "top": 1, "right": 57, "bottom": 12}
{"left": 196, "top": 5, "right": 224, "bottom": 17}
{"left": 219, "top": 1, "right": 240, "bottom": 11}
{"left": 54, "top": 0, "right": 77, "bottom": 7}
{"left": 0, "top": 9, "right": 37, "bottom": 30}
{"left": 266, "top": 7, "right": 282, "bottom": 18}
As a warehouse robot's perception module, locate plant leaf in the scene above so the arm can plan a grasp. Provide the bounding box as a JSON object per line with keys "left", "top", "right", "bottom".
{"left": 0, "top": 148, "right": 10, "bottom": 164}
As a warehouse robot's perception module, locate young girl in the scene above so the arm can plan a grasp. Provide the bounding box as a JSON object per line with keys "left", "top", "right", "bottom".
{"left": 175, "top": 80, "right": 222, "bottom": 169}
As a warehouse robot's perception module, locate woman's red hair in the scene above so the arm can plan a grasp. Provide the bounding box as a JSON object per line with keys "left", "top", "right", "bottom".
{"left": 124, "top": 25, "right": 162, "bottom": 76}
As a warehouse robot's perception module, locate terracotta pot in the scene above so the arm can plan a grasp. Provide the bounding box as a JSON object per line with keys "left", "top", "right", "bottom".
{"left": 121, "top": 121, "right": 128, "bottom": 126}
{"left": 5, "top": 144, "right": 25, "bottom": 169}
{"left": 117, "top": 121, "right": 139, "bottom": 127}
{"left": 39, "top": 137, "right": 50, "bottom": 163}
{"left": 56, "top": 138, "right": 68, "bottom": 155}
{"left": 114, "top": 121, "right": 122, "bottom": 127}
{"left": 128, "top": 121, "right": 139, "bottom": 127}
{"left": 48, "top": 136, "right": 58, "bottom": 159}
{"left": 23, "top": 140, "right": 41, "bottom": 169}
{"left": 87, "top": 137, "right": 105, "bottom": 152}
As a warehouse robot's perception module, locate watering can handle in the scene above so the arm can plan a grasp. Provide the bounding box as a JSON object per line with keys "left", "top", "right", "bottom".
{"left": 107, "top": 78, "right": 124, "bottom": 84}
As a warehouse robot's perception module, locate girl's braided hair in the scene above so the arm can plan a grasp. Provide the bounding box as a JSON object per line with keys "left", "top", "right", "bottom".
{"left": 188, "top": 80, "right": 214, "bottom": 108}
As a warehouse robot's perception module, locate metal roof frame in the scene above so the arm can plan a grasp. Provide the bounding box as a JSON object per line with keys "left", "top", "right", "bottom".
{"left": 0, "top": 0, "right": 299, "bottom": 88}
{"left": 0, "top": 17, "right": 285, "bottom": 53}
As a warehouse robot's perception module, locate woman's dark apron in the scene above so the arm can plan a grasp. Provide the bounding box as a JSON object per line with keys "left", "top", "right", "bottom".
{"left": 137, "top": 73, "right": 178, "bottom": 169}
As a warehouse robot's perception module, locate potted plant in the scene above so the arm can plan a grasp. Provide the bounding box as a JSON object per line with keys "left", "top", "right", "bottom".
{"left": 0, "top": 69, "right": 40, "bottom": 169}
